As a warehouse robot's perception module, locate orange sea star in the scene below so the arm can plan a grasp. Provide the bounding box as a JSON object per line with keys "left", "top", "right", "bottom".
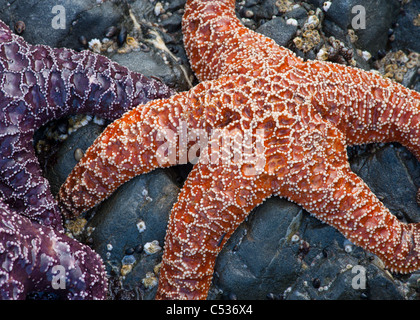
{"left": 58, "top": 0, "right": 420, "bottom": 299}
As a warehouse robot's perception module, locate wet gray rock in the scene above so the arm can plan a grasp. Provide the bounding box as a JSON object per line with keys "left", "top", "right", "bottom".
{"left": 210, "top": 198, "right": 303, "bottom": 300}
{"left": 350, "top": 144, "right": 420, "bottom": 224}
{"left": 283, "top": 6, "right": 309, "bottom": 28}
{"left": 0, "top": 0, "right": 123, "bottom": 49}
{"left": 392, "top": 0, "right": 420, "bottom": 53}
{"left": 109, "top": 49, "right": 190, "bottom": 92}
{"left": 415, "top": 81, "right": 420, "bottom": 94}
{"left": 108, "top": 1, "right": 192, "bottom": 92}
{"left": 308, "top": 0, "right": 400, "bottom": 58}
{"left": 403, "top": 65, "right": 420, "bottom": 90}
{"left": 244, "top": 0, "right": 260, "bottom": 8}
{"left": 0, "top": 0, "right": 191, "bottom": 92}
{"left": 285, "top": 256, "right": 406, "bottom": 300}
{"left": 42, "top": 122, "right": 180, "bottom": 300}
{"left": 257, "top": 17, "right": 297, "bottom": 47}
{"left": 167, "top": 0, "right": 187, "bottom": 12}
{"left": 88, "top": 168, "right": 179, "bottom": 300}
{"left": 251, "top": 0, "right": 279, "bottom": 21}
{"left": 43, "top": 122, "right": 107, "bottom": 196}
{"left": 160, "top": 12, "right": 183, "bottom": 33}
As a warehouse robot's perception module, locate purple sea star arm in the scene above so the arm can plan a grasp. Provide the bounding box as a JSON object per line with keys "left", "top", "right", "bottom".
{"left": 0, "top": 198, "right": 107, "bottom": 300}
{"left": 0, "top": 20, "right": 175, "bottom": 229}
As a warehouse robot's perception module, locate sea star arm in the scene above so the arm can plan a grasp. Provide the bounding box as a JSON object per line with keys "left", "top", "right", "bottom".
{"left": 0, "top": 20, "right": 174, "bottom": 229}
{"left": 182, "top": 0, "right": 301, "bottom": 81}
{"left": 156, "top": 159, "right": 272, "bottom": 299}
{"left": 157, "top": 104, "right": 420, "bottom": 299}
{"left": 58, "top": 76, "right": 243, "bottom": 217}
{"left": 183, "top": 0, "right": 420, "bottom": 154}
{"left": 292, "top": 165, "right": 420, "bottom": 274}
{"left": 0, "top": 139, "right": 60, "bottom": 227}
{"left": 276, "top": 112, "right": 420, "bottom": 274}
{"left": 0, "top": 20, "right": 174, "bottom": 125}
{"left": 303, "top": 61, "right": 420, "bottom": 152}
{"left": 58, "top": 73, "right": 420, "bottom": 298}
{"left": 0, "top": 198, "right": 107, "bottom": 300}
{"left": 57, "top": 90, "right": 194, "bottom": 217}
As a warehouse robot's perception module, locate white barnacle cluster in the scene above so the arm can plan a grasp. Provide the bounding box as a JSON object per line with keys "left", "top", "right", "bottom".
{"left": 144, "top": 240, "right": 162, "bottom": 255}
{"left": 136, "top": 219, "right": 146, "bottom": 233}
{"left": 286, "top": 18, "right": 298, "bottom": 26}
{"left": 120, "top": 254, "right": 137, "bottom": 276}
{"left": 323, "top": 1, "right": 332, "bottom": 12}
{"left": 88, "top": 38, "right": 102, "bottom": 53}
{"left": 142, "top": 271, "right": 158, "bottom": 288}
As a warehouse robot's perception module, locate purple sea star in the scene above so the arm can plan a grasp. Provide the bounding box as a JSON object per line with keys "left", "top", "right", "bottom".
{"left": 0, "top": 19, "right": 174, "bottom": 230}
{"left": 0, "top": 18, "right": 175, "bottom": 300}
{"left": 0, "top": 198, "right": 107, "bottom": 299}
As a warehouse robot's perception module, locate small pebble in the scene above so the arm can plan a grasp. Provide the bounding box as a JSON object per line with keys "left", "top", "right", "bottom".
{"left": 78, "top": 35, "right": 88, "bottom": 47}
{"left": 344, "top": 240, "right": 353, "bottom": 253}
{"left": 74, "top": 148, "right": 84, "bottom": 162}
{"left": 135, "top": 244, "right": 143, "bottom": 253}
{"left": 121, "top": 254, "right": 136, "bottom": 265}
{"left": 312, "top": 278, "right": 321, "bottom": 289}
{"left": 291, "top": 234, "right": 300, "bottom": 242}
{"left": 105, "top": 25, "right": 118, "bottom": 38}
{"left": 125, "top": 247, "right": 135, "bottom": 255}
{"left": 14, "top": 20, "right": 25, "bottom": 34}
{"left": 243, "top": 9, "right": 254, "bottom": 18}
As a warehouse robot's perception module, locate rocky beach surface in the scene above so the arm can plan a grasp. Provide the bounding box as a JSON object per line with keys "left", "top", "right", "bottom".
{"left": 1, "top": 0, "right": 419, "bottom": 299}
